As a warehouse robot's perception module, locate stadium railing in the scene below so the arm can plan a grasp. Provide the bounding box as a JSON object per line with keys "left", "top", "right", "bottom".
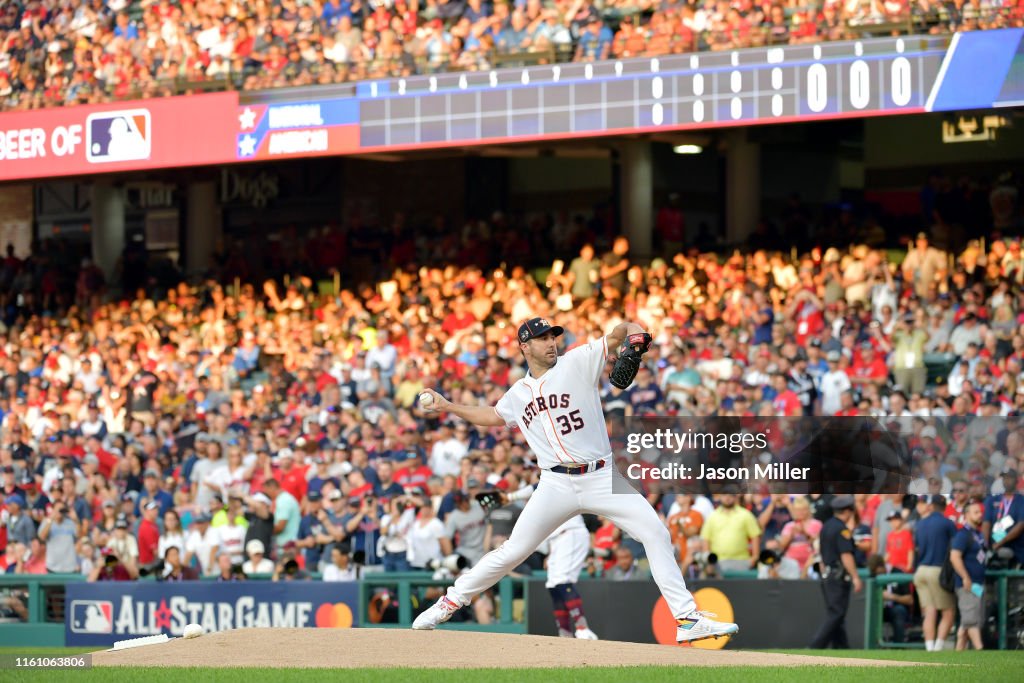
{"left": 0, "top": 573, "right": 85, "bottom": 647}
{"left": 359, "top": 571, "right": 526, "bottom": 633}
{"left": 865, "top": 569, "right": 1024, "bottom": 650}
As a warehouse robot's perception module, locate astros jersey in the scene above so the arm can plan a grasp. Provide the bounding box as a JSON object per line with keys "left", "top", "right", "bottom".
{"left": 494, "top": 337, "right": 611, "bottom": 469}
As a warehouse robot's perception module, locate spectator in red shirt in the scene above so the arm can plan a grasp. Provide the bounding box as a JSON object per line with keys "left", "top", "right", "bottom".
{"left": 274, "top": 449, "right": 308, "bottom": 503}
{"left": 945, "top": 483, "right": 969, "bottom": 528}
{"left": 591, "top": 517, "right": 620, "bottom": 572}
{"left": 394, "top": 450, "right": 432, "bottom": 494}
{"left": 22, "top": 538, "right": 48, "bottom": 575}
{"left": 835, "top": 392, "right": 860, "bottom": 417}
{"left": 884, "top": 510, "right": 914, "bottom": 572}
{"left": 787, "top": 289, "right": 824, "bottom": 345}
{"left": 771, "top": 373, "right": 802, "bottom": 416}
{"left": 85, "top": 435, "right": 118, "bottom": 479}
{"left": 90, "top": 551, "right": 138, "bottom": 581}
{"left": 315, "top": 355, "right": 339, "bottom": 393}
{"left": 441, "top": 298, "right": 477, "bottom": 336}
{"left": 849, "top": 343, "right": 889, "bottom": 388}
{"left": 136, "top": 500, "right": 161, "bottom": 566}
{"left": 346, "top": 466, "right": 374, "bottom": 499}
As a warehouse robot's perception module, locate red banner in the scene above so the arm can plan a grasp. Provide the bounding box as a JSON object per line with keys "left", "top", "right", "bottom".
{"left": 0, "top": 92, "right": 239, "bottom": 182}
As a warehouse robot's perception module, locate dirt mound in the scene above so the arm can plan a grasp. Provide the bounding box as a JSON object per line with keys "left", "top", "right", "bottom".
{"left": 91, "top": 628, "right": 918, "bottom": 668}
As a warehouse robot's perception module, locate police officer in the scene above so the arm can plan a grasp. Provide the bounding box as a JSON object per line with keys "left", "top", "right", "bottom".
{"left": 810, "top": 495, "right": 863, "bottom": 648}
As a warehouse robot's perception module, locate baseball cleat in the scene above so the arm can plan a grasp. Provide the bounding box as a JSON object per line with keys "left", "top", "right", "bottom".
{"left": 676, "top": 611, "right": 739, "bottom": 644}
{"left": 412, "top": 595, "right": 461, "bottom": 630}
{"left": 574, "top": 627, "right": 599, "bottom": 640}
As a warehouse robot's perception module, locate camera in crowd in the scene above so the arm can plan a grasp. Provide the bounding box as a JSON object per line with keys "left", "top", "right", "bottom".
{"left": 428, "top": 553, "right": 468, "bottom": 580}
{"left": 988, "top": 547, "right": 1020, "bottom": 571}
{"left": 690, "top": 551, "right": 720, "bottom": 579}
{"left": 139, "top": 559, "right": 165, "bottom": 578}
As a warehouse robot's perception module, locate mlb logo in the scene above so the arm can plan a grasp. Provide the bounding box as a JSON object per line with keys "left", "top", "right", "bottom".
{"left": 70, "top": 600, "right": 114, "bottom": 633}
{"left": 85, "top": 109, "right": 151, "bottom": 163}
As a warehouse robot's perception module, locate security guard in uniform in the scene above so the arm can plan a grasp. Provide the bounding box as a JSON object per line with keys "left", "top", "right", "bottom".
{"left": 810, "top": 495, "right": 863, "bottom": 648}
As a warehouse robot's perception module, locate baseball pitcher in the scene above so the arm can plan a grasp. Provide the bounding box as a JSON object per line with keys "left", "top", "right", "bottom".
{"left": 412, "top": 317, "right": 738, "bottom": 643}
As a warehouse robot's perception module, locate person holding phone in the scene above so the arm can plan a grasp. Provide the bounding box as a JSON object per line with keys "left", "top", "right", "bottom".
{"left": 37, "top": 502, "right": 80, "bottom": 573}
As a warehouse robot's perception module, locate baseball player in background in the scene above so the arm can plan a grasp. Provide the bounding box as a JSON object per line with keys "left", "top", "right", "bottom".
{"left": 503, "top": 484, "right": 598, "bottom": 639}
{"left": 412, "top": 317, "right": 738, "bottom": 643}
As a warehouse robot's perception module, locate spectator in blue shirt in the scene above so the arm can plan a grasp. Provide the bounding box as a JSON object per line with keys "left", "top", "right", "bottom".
{"left": 574, "top": 17, "right": 612, "bottom": 62}
{"left": 463, "top": 0, "right": 491, "bottom": 25}
{"left": 498, "top": 10, "right": 531, "bottom": 51}
{"left": 321, "top": 0, "right": 350, "bottom": 28}
{"left": 307, "top": 457, "right": 340, "bottom": 497}
{"left": 950, "top": 499, "right": 987, "bottom": 650}
{"left": 984, "top": 469, "right": 1024, "bottom": 566}
{"left": 373, "top": 460, "right": 405, "bottom": 499}
{"left": 340, "top": 496, "right": 381, "bottom": 566}
{"left": 751, "top": 290, "right": 774, "bottom": 345}
{"left": 468, "top": 424, "right": 497, "bottom": 452}
{"left": 296, "top": 491, "right": 335, "bottom": 572}
{"left": 135, "top": 469, "right": 174, "bottom": 518}
{"left": 913, "top": 494, "right": 957, "bottom": 651}
{"left": 232, "top": 331, "right": 260, "bottom": 378}
{"left": 113, "top": 13, "right": 138, "bottom": 40}
{"left": 628, "top": 366, "right": 663, "bottom": 413}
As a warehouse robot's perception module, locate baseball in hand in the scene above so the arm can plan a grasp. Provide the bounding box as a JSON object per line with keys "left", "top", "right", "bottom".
{"left": 183, "top": 623, "right": 204, "bottom": 639}
{"left": 419, "top": 392, "right": 435, "bottom": 408}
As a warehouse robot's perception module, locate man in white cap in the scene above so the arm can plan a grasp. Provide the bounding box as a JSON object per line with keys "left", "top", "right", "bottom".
{"left": 184, "top": 513, "right": 220, "bottom": 576}
{"left": 242, "top": 539, "right": 274, "bottom": 574}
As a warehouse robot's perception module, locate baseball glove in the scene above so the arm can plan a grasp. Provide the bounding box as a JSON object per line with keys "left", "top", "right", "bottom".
{"left": 610, "top": 332, "right": 653, "bottom": 389}
{"left": 475, "top": 490, "right": 506, "bottom": 515}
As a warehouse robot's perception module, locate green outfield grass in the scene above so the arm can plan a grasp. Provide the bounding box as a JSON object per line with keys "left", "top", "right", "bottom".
{"left": 1, "top": 648, "right": 1019, "bottom": 683}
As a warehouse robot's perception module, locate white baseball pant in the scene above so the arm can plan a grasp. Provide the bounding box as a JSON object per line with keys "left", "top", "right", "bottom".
{"left": 544, "top": 524, "right": 590, "bottom": 588}
{"left": 446, "top": 464, "right": 697, "bottom": 618}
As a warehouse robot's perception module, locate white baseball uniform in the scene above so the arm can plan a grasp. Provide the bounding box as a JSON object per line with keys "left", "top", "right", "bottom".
{"left": 446, "top": 336, "right": 697, "bottom": 618}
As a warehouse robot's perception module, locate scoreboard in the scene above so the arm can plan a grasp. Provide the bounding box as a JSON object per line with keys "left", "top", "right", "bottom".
{"left": 355, "top": 36, "right": 943, "bottom": 149}
{"left": 234, "top": 29, "right": 1024, "bottom": 160}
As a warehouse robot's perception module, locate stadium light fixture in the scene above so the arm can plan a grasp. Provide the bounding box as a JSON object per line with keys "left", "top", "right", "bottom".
{"left": 672, "top": 144, "right": 703, "bottom": 155}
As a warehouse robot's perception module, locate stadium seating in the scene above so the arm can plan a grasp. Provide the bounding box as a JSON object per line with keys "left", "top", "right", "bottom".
{"left": 0, "top": 1, "right": 1019, "bottom": 111}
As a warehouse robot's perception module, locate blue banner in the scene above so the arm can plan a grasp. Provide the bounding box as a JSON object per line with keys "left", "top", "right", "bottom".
{"left": 926, "top": 28, "right": 1024, "bottom": 112}
{"left": 65, "top": 581, "right": 359, "bottom": 647}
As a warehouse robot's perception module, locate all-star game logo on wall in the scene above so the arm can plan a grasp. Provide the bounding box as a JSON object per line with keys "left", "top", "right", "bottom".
{"left": 69, "top": 600, "right": 114, "bottom": 634}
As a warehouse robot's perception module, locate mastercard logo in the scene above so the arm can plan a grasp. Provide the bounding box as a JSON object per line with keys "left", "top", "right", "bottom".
{"left": 315, "top": 602, "right": 354, "bottom": 628}
{"left": 651, "top": 587, "right": 734, "bottom": 650}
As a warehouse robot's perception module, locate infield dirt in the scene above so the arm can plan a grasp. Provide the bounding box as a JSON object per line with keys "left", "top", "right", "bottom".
{"left": 90, "top": 628, "right": 924, "bottom": 668}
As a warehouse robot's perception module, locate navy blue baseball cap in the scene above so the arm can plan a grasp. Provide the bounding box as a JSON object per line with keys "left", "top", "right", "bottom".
{"left": 517, "top": 317, "right": 564, "bottom": 343}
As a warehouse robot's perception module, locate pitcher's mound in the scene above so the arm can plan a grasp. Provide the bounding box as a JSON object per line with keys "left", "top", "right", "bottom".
{"left": 91, "top": 628, "right": 916, "bottom": 668}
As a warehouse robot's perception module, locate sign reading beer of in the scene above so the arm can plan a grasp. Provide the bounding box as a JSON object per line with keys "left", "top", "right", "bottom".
{"left": 0, "top": 92, "right": 238, "bottom": 182}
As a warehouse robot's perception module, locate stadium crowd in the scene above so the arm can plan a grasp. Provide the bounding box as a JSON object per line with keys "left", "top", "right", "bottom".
{"left": 1, "top": 0, "right": 1022, "bottom": 111}
{"left": 0, "top": 168, "right": 1022, "bottom": 644}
